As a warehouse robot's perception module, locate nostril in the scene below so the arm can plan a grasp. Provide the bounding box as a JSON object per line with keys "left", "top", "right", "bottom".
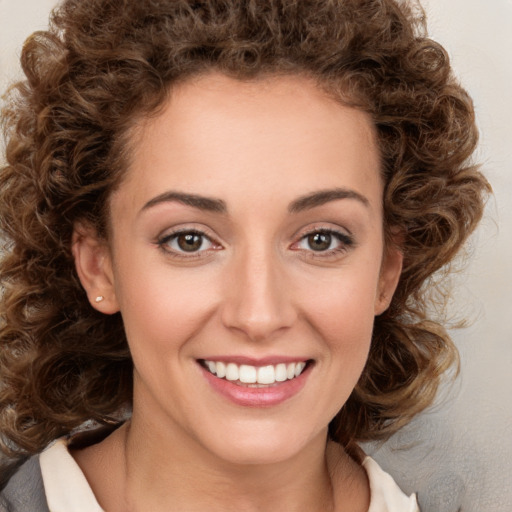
{"left": 220, "top": 293, "right": 297, "bottom": 342}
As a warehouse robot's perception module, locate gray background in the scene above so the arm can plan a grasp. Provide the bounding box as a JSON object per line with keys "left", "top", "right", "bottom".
{"left": 1, "top": 1, "right": 511, "bottom": 510}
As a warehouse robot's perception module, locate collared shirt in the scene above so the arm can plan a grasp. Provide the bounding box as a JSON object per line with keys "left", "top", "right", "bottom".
{"left": 39, "top": 438, "right": 420, "bottom": 512}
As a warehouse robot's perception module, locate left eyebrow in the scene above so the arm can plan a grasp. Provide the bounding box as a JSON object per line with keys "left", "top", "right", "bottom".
{"left": 140, "top": 191, "right": 227, "bottom": 214}
{"left": 288, "top": 188, "right": 370, "bottom": 213}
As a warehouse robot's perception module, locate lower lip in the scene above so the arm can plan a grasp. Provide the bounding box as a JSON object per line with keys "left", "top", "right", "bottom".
{"left": 200, "top": 363, "right": 312, "bottom": 407}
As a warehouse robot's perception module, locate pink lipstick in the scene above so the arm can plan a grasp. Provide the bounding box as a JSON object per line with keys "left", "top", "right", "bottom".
{"left": 198, "top": 358, "right": 312, "bottom": 407}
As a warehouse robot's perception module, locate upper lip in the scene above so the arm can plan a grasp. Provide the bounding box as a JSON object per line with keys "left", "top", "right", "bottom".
{"left": 198, "top": 356, "right": 312, "bottom": 366}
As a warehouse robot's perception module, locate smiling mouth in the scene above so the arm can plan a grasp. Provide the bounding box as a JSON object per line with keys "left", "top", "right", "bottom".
{"left": 199, "top": 360, "right": 312, "bottom": 387}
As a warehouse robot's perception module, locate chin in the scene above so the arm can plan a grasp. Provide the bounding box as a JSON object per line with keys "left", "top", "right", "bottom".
{"left": 199, "top": 421, "right": 325, "bottom": 467}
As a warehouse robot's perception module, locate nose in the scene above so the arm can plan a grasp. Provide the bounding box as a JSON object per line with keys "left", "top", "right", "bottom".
{"left": 220, "top": 246, "right": 297, "bottom": 342}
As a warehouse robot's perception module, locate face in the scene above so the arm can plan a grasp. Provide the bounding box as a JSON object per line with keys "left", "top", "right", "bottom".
{"left": 74, "top": 73, "right": 402, "bottom": 466}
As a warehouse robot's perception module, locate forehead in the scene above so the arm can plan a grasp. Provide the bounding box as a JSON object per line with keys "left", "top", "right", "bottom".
{"left": 115, "top": 72, "right": 382, "bottom": 215}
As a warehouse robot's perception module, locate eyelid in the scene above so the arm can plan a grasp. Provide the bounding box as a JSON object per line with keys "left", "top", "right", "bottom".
{"left": 293, "top": 223, "right": 353, "bottom": 242}
{"left": 156, "top": 225, "right": 223, "bottom": 257}
{"left": 290, "top": 225, "right": 355, "bottom": 255}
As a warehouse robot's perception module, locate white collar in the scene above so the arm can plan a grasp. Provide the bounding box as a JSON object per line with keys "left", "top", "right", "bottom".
{"left": 40, "top": 438, "right": 419, "bottom": 512}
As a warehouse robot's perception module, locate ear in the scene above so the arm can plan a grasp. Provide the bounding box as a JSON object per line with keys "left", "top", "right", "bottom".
{"left": 374, "top": 235, "right": 403, "bottom": 316}
{"left": 72, "top": 223, "right": 120, "bottom": 314}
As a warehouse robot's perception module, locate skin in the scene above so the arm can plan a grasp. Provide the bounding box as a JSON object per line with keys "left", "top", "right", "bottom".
{"left": 72, "top": 73, "right": 403, "bottom": 511}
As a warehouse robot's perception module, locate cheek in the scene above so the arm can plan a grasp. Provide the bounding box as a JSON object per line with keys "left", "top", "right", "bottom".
{"left": 296, "top": 263, "right": 380, "bottom": 380}
{"left": 289, "top": 271, "right": 379, "bottom": 428}
{"left": 114, "top": 258, "right": 224, "bottom": 364}
{"left": 300, "top": 265, "right": 379, "bottom": 334}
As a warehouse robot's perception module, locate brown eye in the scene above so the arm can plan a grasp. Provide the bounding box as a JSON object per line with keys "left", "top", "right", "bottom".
{"left": 177, "top": 233, "right": 204, "bottom": 252}
{"left": 294, "top": 229, "right": 354, "bottom": 255}
{"left": 307, "top": 232, "right": 332, "bottom": 251}
{"left": 159, "top": 230, "right": 214, "bottom": 254}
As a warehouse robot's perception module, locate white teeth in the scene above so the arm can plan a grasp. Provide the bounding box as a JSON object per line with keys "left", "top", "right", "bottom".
{"left": 216, "top": 362, "right": 226, "bottom": 378}
{"left": 295, "top": 362, "right": 306, "bottom": 377}
{"left": 204, "top": 360, "right": 308, "bottom": 385}
{"left": 239, "top": 365, "right": 257, "bottom": 383}
{"left": 275, "top": 363, "right": 287, "bottom": 382}
{"left": 257, "top": 365, "right": 275, "bottom": 384}
{"left": 225, "top": 363, "right": 239, "bottom": 381}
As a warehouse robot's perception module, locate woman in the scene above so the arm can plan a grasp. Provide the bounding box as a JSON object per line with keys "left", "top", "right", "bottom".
{"left": 0, "top": 0, "right": 489, "bottom": 510}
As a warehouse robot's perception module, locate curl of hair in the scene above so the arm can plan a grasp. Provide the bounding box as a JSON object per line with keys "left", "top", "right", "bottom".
{"left": 0, "top": 0, "right": 490, "bottom": 467}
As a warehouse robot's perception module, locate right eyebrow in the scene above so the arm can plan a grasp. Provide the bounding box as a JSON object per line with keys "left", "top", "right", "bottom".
{"left": 140, "top": 191, "right": 228, "bottom": 214}
{"left": 288, "top": 187, "right": 370, "bottom": 213}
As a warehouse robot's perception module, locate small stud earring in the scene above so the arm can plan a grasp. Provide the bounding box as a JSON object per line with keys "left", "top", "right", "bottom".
{"left": 95, "top": 295, "right": 104, "bottom": 303}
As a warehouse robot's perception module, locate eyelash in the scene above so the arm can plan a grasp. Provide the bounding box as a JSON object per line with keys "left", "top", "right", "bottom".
{"left": 292, "top": 228, "right": 354, "bottom": 259}
{"left": 156, "top": 227, "right": 354, "bottom": 259}
{"left": 156, "top": 229, "right": 219, "bottom": 259}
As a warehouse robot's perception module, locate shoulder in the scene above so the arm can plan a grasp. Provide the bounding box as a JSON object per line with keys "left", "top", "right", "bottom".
{"left": 362, "top": 456, "right": 420, "bottom": 512}
{"left": 0, "top": 456, "right": 49, "bottom": 512}
{"left": 327, "top": 441, "right": 420, "bottom": 512}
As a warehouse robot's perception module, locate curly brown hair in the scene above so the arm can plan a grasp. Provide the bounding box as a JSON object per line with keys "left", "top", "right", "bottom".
{"left": 0, "top": 0, "right": 489, "bottom": 468}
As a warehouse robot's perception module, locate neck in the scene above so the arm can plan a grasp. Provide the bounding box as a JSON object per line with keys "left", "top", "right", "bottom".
{"left": 118, "top": 414, "right": 336, "bottom": 512}
{"left": 73, "top": 405, "right": 369, "bottom": 512}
